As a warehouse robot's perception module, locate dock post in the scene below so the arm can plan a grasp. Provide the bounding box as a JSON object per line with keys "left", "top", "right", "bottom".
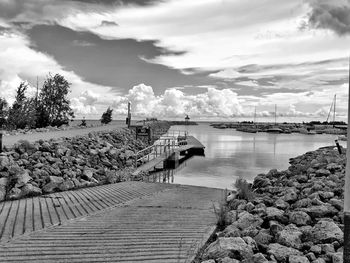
{"left": 335, "top": 139, "right": 342, "bottom": 154}
{"left": 0, "top": 130, "right": 2, "bottom": 153}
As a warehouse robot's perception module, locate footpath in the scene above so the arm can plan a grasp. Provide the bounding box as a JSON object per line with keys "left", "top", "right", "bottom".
{"left": 0, "top": 181, "right": 223, "bottom": 262}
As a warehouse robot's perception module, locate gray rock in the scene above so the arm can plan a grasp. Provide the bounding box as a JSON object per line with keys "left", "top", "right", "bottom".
{"left": 267, "top": 243, "right": 302, "bottom": 262}
{"left": 0, "top": 156, "right": 10, "bottom": 169}
{"left": 331, "top": 252, "right": 343, "bottom": 263}
{"left": 329, "top": 198, "right": 343, "bottom": 210}
{"left": 275, "top": 199, "right": 289, "bottom": 210}
{"left": 223, "top": 224, "right": 241, "bottom": 237}
{"left": 315, "top": 168, "right": 330, "bottom": 177}
{"left": 266, "top": 207, "right": 284, "bottom": 221}
{"left": 310, "top": 245, "right": 322, "bottom": 255}
{"left": 309, "top": 220, "right": 343, "bottom": 244}
{"left": 311, "top": 259, "right": 326, "bottom": 263}
{"left": 58, "top": 180, "right": 75, "bottom": 191}
{"left": 254, "top": 229, "right": 273, "bottom": 245}
{"left": 276, "top": 224, "right": 303, "bottom": 249}
{"left": 289, "top": 211, "right": 311, "bottom": 226}
{"left": 301, "top": 204, "right": 338, "bottom": 219}
{"left": 203, "top": 237, "right": 254, "bottom": 260}
{"left": 283, "top": 188, "right": 298, "bottom": 203}
{"left": 201, "top": 260, "right": 215, "bottom": 263}
{"left": 49, "top": 176, "right": 64, "bottom": 184}
{"left": 7, "top": 187, "right": 21, "bottom": 199}
{"left": 234, "top": 211, "right": 263, "bottom": 230}
{"left": 252, "top": 253, "right": 268, "bottom": 263}
{"left": 289, "top": 255, "right": 310, "bottom": 263}
{"left": 82, "top": 168, "right": 94, "bottom": 180}
{"left": 15, "top": 169, "right": 32, "bottom": 187}
{"left": 320, "top": 243, "right": 334, "bottom": 254}
{"left": 21, "top": 183, "right": 42, "bottom": 197}
{"left": 318, "top": 191, "right": 334, "bottom": 200}
{"left": 220, "top": 257, "right": 240, "bottom": 263}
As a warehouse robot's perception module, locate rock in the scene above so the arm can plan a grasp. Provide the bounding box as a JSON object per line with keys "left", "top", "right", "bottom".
{"left": 203, "top": 237, "right": 254, "bottom": 260}
{"left": 305, "top": 252, "right": 316, "bottom": 262}
{"left": 124, "top": 150, "right": 135, "bottom": 159}
{"left": 240, "top": 226, "right": 259, "bottom": 237}
{"left": 0, "top": 156, "right": 10, "bottom": 169}
{"left": 254, "top": 229, "right": 273, "bottom": 245}
{"left": 331, "top": 252, "right": 343, "bottom": 263}
{"left": 267, "top": 243, "right": 303, "bottom": 262}
{"left": 293, "top": 198, "right": 312, "bottom": 208}
{"left": 318, "top": 191, "right": 334, "bottom": 200}
{"left": 311, "top": 259, "right": 326, "bottom": 263}
{"left": 201, "top": 260, "right": 215, "bottom": 263}
{"left": 283, "top": 188, "right": 298, "bottom": 203}
{"left": 251, "top": 253, "right": 268, "bottom": 263}
{"left": 266, "top": 207, "right": 285, "bottom": 221}
{"left": 310, "top": 245, "right": 322, "bottom": 255}
{"left": 315, "top": 168, "right": 330, "bottom": 177}
{"left": 0, "top": 178, "right": 7, "bottom": 201}
{"left": 82, "top": 168, "right": 94, "bottom": 180}
{"left": 309, "top": 220, "right": 343, "bottom": 244}
{"left": 242, "top": 236, "right": 257, "bottom": 252}
{"left": 234, "top": 211, "right": 263, "bottom": 230}
{"left": 49, "top": 176, "right": 64, "bottom": 184}
{"left": 20, "top": 183, "right": 42, "bottom": 197}
{"left": 275, "top": 199, "right": 289, "bottom": 210}
{"left": 15, "top": 169, "right": 32, "bottom": 187}
{"left": 289, "top": 211, "right": 311, "bottom": 226}
{"left": 7, "top": 187, "right": 22, "bottom": 199}
{"left": 301, "top": 204, "right": 338, "bottom": 219}
{"left": 253, "top": 176, "right": 271, "bottom": 188}
{"left": 329, "top": 198, "right": 343, "bottom": 210}
{"left": 320, "top": 243, "right": 334, "bottom": 254}
{"left": 289, "top": 255, "right": 310, "bottom": 263}
{"left": 42, "top": 182, "right": 61, "bottom": 193}
{"left": 58, "top": 180, "right": 75, "bottom": 191}
{"left": 276, "top": 224, "right": 303, "bottom": 249}
{"left": 223, "top": 224, "right": 241, "bottom": 237}
{"left": 220, "top": 257, "right": 240, "bottom": 263}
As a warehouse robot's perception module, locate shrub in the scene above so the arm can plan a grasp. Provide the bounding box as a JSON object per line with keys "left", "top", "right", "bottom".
{"left": 234, "top": 178, "right": 254, "bottom": 201}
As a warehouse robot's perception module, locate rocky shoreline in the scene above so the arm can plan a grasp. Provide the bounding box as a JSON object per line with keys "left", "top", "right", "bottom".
{"left": 0, "top": 128, "right": 155, "bottom": 202}
{"left": 200, "top": 146, "right": 345, "bottom": 263}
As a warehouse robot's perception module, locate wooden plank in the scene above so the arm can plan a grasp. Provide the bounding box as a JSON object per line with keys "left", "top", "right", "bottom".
{"left": 0, "top": 200, "right": 19, "bottom": 241}
{"left": 23, "top": 197, "right": 34, "bottom": 234}
{"left": 32, "top": 197, "right": 43, "bottom": 231}
{"left": 12, "top": 199, "right": 25, "bottom": 237}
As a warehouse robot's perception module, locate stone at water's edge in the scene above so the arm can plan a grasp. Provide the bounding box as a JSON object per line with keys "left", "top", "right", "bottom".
{"left": 200, "top": 147, "right": 346, "bottom": 262}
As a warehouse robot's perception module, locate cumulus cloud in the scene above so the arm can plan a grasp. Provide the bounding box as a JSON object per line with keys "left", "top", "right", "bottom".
{"left": 306, "top": 0, "right": 350, "bottom": 36}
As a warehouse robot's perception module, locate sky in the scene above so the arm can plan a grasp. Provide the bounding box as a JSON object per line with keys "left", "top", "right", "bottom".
{"left": 0, "top": 0, "right": 350, "bottom": 121}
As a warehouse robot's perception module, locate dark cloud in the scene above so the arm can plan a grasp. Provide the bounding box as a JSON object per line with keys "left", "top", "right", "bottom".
{"left": 306, "top": 0, "right": 350, "bottom": 36}
{"left": 27, "top": 24, "right": 216, "bottom": 95}
{"left": 68, "top": 0, "right": 165, "bottom": 6}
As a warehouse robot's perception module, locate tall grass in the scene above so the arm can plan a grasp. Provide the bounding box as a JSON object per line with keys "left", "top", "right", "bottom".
{"left": 234, "top": 178, "right": 254, "bottom": 201}
{"left": 213, "top": 188, "right": 229, "bottom": 230}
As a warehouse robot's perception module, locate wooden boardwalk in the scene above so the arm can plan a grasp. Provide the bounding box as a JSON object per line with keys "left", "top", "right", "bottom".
{"left": 0, "top": 182, "right": 223, "bottom": 262}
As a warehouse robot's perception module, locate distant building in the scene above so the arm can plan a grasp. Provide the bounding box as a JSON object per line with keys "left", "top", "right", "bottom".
{"left": 185, "top": 115, "right": 190, "bottom": 125}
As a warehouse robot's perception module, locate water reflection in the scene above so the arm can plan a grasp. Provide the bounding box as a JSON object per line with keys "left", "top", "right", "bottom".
{"left": 149, "top": 123, "right": 342, "bottom": 189}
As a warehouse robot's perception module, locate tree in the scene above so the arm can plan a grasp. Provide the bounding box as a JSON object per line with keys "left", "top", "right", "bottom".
{"left": 7, "top": 82, "right": 37, "bottom": 129}
{"left": 36, "top": 73, "right": 74, "bottom": 127}
{"left": 0, "top": 97, "right": 8, "bottom": 128}
{"left": 101, "top": 107, "right": 113, "bottom": 124}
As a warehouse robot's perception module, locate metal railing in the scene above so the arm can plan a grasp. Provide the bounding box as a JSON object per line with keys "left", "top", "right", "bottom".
{"left": 134, "top": 130, "right": 189, "bottom": 168}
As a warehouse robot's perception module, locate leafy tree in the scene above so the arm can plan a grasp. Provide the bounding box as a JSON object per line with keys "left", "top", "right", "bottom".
{"left": 7, "top": 82, "right": 37, "bottom": 129}
{"left": 0, "top": 97, "right": 8, "bottom": 128}
{"left": 101, "top": 107, "right": 113, "bottom": 124}
{"left": 36, "top": 73, "right": 74, "bottom": 127}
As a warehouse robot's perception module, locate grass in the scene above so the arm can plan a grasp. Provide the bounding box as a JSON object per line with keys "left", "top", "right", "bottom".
{"left": 213, "top": 188, "right": 229, "bottom": 231}
{"left": 234, "top": 178, "right": 255, "bottom": 202}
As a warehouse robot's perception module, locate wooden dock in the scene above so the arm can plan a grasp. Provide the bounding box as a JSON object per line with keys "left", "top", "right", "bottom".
{"left": 132, "top": 136, "right": 205, "bottom": 176}
{"left": 0, "top": 181, "right": 222, "bottom": 262}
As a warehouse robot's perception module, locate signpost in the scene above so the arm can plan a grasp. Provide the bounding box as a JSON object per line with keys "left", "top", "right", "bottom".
{"left": 136, "top": 126, "right": 151, "bottom": 144}
{"left": 126, "top": 101, "right": 131, "bottom": 128}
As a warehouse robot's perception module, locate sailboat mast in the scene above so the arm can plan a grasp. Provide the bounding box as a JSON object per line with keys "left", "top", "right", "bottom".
{"left": 333, "top": 94, "right": 336, "bottom": 127}
{"left": 274, "top": 104, "right": 277, "bottom": 125}
{"left": 254, "top": 107, "right": 257, "bottom": 128}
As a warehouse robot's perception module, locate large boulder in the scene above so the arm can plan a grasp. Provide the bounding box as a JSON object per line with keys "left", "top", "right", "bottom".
{"left": 15, "top": 169, "right": 32, "bottom": 188}
{"left": 289, "top": 211, "right": 311, "bottom": 226}
{"left": 301, "top": 204, "right": 338, "bottom": 219}
{"left": 309, "top": 220, "right": 343, "bottom": 244}
{"left": 267, "top": 243, "right": 303, "bottom": 262}
{"left": 234, "top": 211, "right": 263, "bottom": 230}
{"left": 0, "top": 177, "right": 8, "bottom": 201}
{"left": 203, "top": 237, "right": 254, "bottom": 260}
{"left": 0, "top": 155, "right": 10, "bottom": 169}
{"left": 289, "top": 255, "right": 310, "bottom": 263}
{"left": 276, "top": 224, "right": 303, "bottom": 249}
{"left": 20, "top": 183, "right": 42, "bottom": 197}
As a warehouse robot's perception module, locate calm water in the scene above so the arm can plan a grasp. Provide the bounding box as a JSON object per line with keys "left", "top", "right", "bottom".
{"left": 159, "top": 123, "right": 345, "bottom": 189}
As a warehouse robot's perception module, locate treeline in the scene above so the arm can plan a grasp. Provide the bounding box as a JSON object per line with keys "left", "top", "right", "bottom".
{"left": 0, "top": 73, "right": 74, "bottom": 130}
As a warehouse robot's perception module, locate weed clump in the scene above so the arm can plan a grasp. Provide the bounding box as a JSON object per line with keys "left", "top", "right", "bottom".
{"left": 234, "top": 178, "right": 254, "bottom": 202}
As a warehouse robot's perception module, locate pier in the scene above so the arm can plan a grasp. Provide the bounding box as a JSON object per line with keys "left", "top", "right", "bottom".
{"left": 132, "top": 131, "right": 205, "bottom": 177}
{"left": 0, "top": 181, "right": 222, "bottom": 262}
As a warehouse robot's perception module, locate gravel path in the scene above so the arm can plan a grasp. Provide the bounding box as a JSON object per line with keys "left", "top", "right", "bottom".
{"left": 2, "top": 123, "right": 126, "bottom": 147}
